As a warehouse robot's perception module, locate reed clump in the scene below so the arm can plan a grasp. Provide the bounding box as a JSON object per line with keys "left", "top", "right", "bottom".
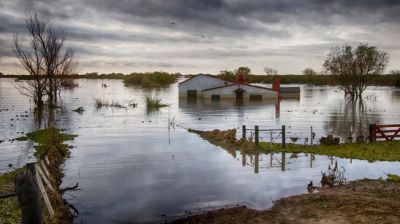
{"left": 94, "top": 98, "right": 127, "bottom": 109}
{"left": 145, "top": 95, "right": 168, "bottom": 113}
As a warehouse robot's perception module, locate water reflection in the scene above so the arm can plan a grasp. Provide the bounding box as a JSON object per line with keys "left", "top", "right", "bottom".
{"left": 179, "top": 97, "right": 284, "bottom": 119}
{"left": 326, "top": 99, "right": 381, "bottom": 143}
{"left": 2, "top": 80, "right": 400, "bottom": 223}
{"left": 237, "top": 150, "right": 320, "bottom": 173}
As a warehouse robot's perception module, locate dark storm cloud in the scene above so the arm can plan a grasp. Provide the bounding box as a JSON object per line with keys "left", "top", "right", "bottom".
{"left": 1, "top": 0, "right": 400, "bottom": 74}
{"left": 82, "top": 0, "right": 400, "bottom": 28}
{"left": 4, "top": 0, "right": 400, "bottom": 42}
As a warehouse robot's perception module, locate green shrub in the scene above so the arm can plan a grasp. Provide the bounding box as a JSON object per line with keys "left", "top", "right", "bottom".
{"left": 123, "top": 72, "right": 177, "bottom": 87}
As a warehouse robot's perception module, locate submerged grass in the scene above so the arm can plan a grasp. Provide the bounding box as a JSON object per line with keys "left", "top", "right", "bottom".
{"left": 145, "top": 95, "right": 168, "bottom": 113}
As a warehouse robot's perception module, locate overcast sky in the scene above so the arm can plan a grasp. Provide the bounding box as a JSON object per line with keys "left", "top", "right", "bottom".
{"left": 0, "top": 0, "right": 399, "bottom": 75}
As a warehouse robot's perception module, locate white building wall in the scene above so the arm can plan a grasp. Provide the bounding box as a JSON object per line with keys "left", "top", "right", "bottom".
{"left": 202, "top": 84, "right": 277, "bottom": 99}
{"left": 178, "top": 75, "right": 233, "bottom": 97}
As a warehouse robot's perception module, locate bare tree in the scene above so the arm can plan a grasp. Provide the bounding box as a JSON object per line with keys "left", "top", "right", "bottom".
{"left": 14, "top": 14, "right": 78, "bottom": 107}
{"left": 324, "top": 43, "right": 389, "bottom": 99}
{"left": 264, "top": 66, "right": 278, "bottom": 76}
{"left": 14, "top": 32, "right": 47, "bottom": 108}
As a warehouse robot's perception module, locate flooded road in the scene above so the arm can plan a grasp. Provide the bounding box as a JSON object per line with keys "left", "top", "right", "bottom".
{"left": 1, "top": 78, "right": 400, "bottom": 223}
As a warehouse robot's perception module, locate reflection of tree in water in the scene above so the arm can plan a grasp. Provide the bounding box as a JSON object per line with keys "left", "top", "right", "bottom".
{"left": 33, "top": 106, "right": 73, "bottom": 130}
{"left": 325, "top": 99, "right": 381, "bottom": 143}
{"left": 392, "top": 90, "right": 400, "bottom": 103}
{"left": 34, "top": 108, "right": 56, "bottom": 129}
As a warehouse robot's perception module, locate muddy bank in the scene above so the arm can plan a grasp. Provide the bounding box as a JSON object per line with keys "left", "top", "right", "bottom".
{"left": 171, "top": 179, "right": 400, "bottom": 224}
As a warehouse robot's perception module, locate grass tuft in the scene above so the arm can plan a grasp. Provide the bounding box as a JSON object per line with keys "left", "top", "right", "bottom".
{"left": 145, "top": 95, "right": 168, "bottom": 113}
{"left": 94, "top": 98, "right": 127, "bottom": 109}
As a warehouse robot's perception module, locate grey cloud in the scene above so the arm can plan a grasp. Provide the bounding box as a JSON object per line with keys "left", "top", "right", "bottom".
{"left": 1, "top": 0, "right": 399, "bottom": 74}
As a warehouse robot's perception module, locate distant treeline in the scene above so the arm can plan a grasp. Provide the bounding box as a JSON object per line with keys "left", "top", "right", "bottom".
{"left": 1, "top": 72, "right": 399, "bottom": 87}
{"left": 218, "top": 74, "right": 400, "bottom": 86}
{"left": 252, "top": 74, "right": 400, "bottom": 86}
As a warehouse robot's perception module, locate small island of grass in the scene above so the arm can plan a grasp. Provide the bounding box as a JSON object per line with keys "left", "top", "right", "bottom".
{"left": 123, "top": 71, "right": 178, "bottom": 87}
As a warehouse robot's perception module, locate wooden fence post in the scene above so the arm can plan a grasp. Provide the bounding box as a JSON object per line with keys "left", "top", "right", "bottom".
{"left": 282, "top": 125, "right": 286, "bottom": 148}
{"left": 369, "top": 124, "right": 376, "bottom": 143}
{"left": 255, "top": 125, "right": 259, "bottom": 146}
{"left": 281, "top": 152, "right": 286, "bottom": 171}
{"left": 310, "top": 126, "right": 313, "bottom": 145}
{"left": 16, "top": 163, "right": 42, "bottom": 224}
{"left": 242, "top": 125, "right": 246, "bottom": 140}
{"left": 254, "top": 151, "right": 259, "bottom": 174}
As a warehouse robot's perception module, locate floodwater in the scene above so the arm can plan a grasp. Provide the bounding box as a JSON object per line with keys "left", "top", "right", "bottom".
{"left": 1, "top": 78, "right": 400, "bottom": 223}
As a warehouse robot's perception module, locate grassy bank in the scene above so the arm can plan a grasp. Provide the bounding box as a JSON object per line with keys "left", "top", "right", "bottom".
{"left": 0, "top": 168, "right": 26, "bottom": 224}
{"left": 188, "top": 128, "right": 400, "bottom": 161}
{"left": 1, "top": 128, "right": 76, "bottom": 223}
{"left": 261, "top": 141, "right": 400, "bottom": 162}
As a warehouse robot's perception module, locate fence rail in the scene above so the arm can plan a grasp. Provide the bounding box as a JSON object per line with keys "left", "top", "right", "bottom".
{"left": 1, "top": 159, "right": 57, "bottom": 224}
{"left": 369, "top": 123, "right": 400, "bottom": 142}
{"left": 242, "top": 125, "right": 286, "bottom": 148}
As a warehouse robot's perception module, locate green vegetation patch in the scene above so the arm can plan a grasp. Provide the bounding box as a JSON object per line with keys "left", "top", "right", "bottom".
{"left": 387, "top": 174, "right": 400, "bottom": 183}
{"left": 123, "top": 72, "right": 177, "bottom": 87}
{"left": 260, "top": 140, "right": 400, "bottom": 162}
{"left": 0, "top": 167, "right": 26, "bottom": 224}
{"left": 14, "top": 136, "right": 28, "bottom": 141}
{"left": 16, "top": 128, "right": 76, "bottom": 159}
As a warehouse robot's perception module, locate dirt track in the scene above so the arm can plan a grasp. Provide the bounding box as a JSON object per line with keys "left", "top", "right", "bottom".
{"left": 171, "top": 179, "right": 400, "bottom": 224}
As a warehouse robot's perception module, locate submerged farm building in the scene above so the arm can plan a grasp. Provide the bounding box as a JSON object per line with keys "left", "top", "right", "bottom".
{"left": 178, "top": 74, "right": 278, "bottom": 101}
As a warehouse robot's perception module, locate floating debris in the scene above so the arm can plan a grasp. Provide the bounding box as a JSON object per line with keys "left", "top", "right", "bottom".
{"left": 72, "top": 106, "right": 85, "bottom": 113}
{"left": 289, "top": 137, "right": 299, "bottom": 142}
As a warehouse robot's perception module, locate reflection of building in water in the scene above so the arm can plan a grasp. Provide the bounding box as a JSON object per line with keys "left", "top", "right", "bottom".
{"left": 179, "top": 95, "right": 293, "bottom": 119}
